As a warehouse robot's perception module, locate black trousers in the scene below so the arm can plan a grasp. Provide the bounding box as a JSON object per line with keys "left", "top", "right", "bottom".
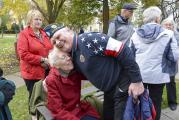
{"left": 144, "top": 83, "right": 165, "bottom": 120}
{"left": 103, "top": 88, "right": 115, "bottom": 120}
{"left": 24, "top": 79, "right": 40, "bottom": 100}
{"left": 103, "top": 72, "right": 129, "bottom": 120}
{"left": 166, "top": 76, "right": 177, "bottom": 105}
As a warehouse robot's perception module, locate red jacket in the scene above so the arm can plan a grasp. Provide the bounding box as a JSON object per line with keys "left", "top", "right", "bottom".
{"left": 46, "top": 68, "right": 100, "bottom": 120}
{"left": 17, "top": 26, "right": 52, "bottom": 80}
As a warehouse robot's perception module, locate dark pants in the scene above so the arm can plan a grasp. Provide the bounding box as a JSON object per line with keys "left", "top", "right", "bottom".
{"left": 81, "top": 115, "right": 98, "bottom": 120}
{"left": 103, "top": 72, "right": 129, "bottom": 120}
{"left": 114, "top": 86, "right": 128, "bottom": 120}
{"left": 144, "top": 83, "right": 165, "bottom": 120}
{"left": 103, "top": 88, "right": 115, "bottom": 120}
{"left": 24, "top": 79, "right": 40, "bottom": 100}
{"left": 166, "top": 76, "right": 177, "bottom": 105}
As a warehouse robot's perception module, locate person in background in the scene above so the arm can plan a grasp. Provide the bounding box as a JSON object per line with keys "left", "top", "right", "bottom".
{"left": 17, "top": 9, "right": 52, "bottom": 103}
{"left": 44, "top": 23, "right": 144, "bottom": 120}
{"left": 107, "top": 3, "right": 136, "bottom": 45}
{"left": 161, "top": 18, "right": 179, "bottom": 111}
{"left": 0, "top": 67, "right": 16, "bottom": 120}
{"left": 107, "top": 3, "right": 137, "bottom": 119}
{"left": 79, "top": 27, "right": 84, "bottom": 35}
{"left": 130, "top": 6, "right": 179, "bottom": 120}
{"left": 46, "top": 47, "right": 100, "bottom": 120}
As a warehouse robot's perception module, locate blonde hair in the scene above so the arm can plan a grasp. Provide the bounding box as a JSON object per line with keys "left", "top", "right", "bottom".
{"left": 26, "top": 9, "right": 43, "bottom": 26}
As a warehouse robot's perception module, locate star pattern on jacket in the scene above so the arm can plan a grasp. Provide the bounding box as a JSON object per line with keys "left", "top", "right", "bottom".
{"left": 78, "top": 32, "right": 123, "bottom": 57}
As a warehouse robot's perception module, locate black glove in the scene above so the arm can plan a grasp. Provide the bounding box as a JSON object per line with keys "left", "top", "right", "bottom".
{"left": 0, "top": 83, "right": 15, "bottom": 104}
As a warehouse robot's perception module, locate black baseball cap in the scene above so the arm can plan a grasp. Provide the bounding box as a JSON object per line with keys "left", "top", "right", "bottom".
{"left": 122, "top": 3, "right": 137, "bottom": 10}
{"left": 44, "top": 23, "right": 65, "bottom": 38}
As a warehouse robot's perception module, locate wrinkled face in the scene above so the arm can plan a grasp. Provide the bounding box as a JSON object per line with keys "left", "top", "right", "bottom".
{"left": 30, "top": 15, "right": 42, "bottom": 29}
{"left": 57, "top": 51, "right": 74, "bottom": 72}
{"left": 51, "top": 28, "right": 73, "bottom": 53}
{"left": 162, "top": 23, "right": 174, "bottom": 31}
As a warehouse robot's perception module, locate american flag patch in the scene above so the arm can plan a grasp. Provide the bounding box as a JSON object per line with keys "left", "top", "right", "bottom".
{"left": 104, "top": 37, "right": 124, "bottom": 57}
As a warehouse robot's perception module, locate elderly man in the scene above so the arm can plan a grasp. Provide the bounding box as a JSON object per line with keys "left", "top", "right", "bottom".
{"left": 130, "top": 6, "right": 179, "bottom": 120}
{"left": 108, "top": 3, "right": 136, "bottom": 45}
{"left": 107, "top": 3, "right": 137, "bottom": 118}
{"left": 44, "top": 24, "right": 144, "bottom": 120}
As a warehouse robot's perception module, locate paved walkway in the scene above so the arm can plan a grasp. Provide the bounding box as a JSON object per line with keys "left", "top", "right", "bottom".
{"left": 4, "top": 72, "right": 179, "bottom": 119}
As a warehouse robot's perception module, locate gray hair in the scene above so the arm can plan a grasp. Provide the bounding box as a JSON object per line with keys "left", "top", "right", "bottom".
{"left": 161, "top": 18, "right": 176, "bottom": 30}
{"left": 143, "top": 6, "right": 162, "bottom": 24}
{"left": 48, "top": 47, "right": 61, "bottom": 68}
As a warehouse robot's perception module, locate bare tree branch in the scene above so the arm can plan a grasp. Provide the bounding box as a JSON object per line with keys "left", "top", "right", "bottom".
{"left": 31, "top": 0, "right": 49, "bottom": 22}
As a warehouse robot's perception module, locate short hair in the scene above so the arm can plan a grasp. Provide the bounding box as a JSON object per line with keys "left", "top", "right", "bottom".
{"left": 48, "top": 47, "right": 61, "bottom": 68}
{"left": 26, "top": 9, "right": 43, "bottom": 26}
{"left": 161, "top": 18, "right": 175, "bottom": 27}
{"left": 143, "top": 6, "right": 162, "bottom": 24}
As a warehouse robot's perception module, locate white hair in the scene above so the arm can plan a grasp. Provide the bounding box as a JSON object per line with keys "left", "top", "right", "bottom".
{"left": 161, "top": 18, "right": 177, "bottom": 30}
{"left": 48, "top": 47, "right": 61, "bottom": 68}
{"left": 143, "top": 6, "right": 162, "bottom": 24}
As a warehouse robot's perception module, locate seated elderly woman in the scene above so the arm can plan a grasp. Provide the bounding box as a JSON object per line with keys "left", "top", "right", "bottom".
{"left": 46, "top": 47, "right": 100, "bottom": 120}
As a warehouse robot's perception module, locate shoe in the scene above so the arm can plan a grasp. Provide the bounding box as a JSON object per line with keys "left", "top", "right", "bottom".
{"left": 169, "top": 104, "right": 177, "bottom": 111}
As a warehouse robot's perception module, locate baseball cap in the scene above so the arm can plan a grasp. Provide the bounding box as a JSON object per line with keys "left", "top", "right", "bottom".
{"left": 44, "top": 23, "right": 65, "bottom": 38}
{"left": 122, "top": 3, "right": 137, "bottom": 10}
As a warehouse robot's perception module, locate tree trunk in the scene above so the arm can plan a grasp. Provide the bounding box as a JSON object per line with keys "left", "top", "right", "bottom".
{"left": 103, "top": 0, "right": 109, "bottom": 34}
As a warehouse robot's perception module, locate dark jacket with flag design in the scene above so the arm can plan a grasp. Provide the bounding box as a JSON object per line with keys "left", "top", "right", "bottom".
{"left": 72, "top": 32, "right": 142, "bottom": 92}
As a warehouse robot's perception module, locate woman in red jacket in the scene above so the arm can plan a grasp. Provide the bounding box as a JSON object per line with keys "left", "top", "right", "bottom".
{"left": 46, "top": 47, "right": 99, "bottom": 120}
{"left": 17, "top": 9, "right": 52, "bottom": 101}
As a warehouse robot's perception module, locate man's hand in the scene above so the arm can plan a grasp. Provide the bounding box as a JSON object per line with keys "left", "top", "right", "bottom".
{"left": 128, "top": 82, "right": 144, "bottom": 99}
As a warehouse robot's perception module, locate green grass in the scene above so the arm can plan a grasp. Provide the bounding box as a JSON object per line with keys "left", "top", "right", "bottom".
{"left": 9, "top": 85, "right": 29, "bottom": 120}
{"left": 162, "top": 80, "right": 179, "bottom": 108}
{"left": 0, "top": 36, "right": 19, "bottom": 75}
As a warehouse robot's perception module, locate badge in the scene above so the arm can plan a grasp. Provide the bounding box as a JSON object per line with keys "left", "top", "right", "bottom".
{"left": 80, "top": 54, "right": 85, "bottom": 63}
{"left": 51, "top": 25, "right": 57, "bottom": 29}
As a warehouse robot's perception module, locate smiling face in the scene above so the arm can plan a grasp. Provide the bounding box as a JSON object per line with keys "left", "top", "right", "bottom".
{"left": 57, "top": 51, "right": 74, "bottom": 72}
{"left": 26, "top": 10, "right": 43, "bottom": 30}
{"left": 48, "top": 47, "right": 74, "bottom": 72}
{"left": 51, "top": 27, "right": 74, "bottom": 53}
{"left": 30, "top": 15, "right": 43, "bottom": 29}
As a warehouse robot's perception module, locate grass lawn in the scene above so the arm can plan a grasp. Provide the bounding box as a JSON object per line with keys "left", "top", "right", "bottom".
{"left": 8, "top": 81, "right": 179, "bottom": 120}
{"left": 9, "top": 86, "right": 29, "bottom": 120}
{"left": 0, "top": 35, "right": 19, "bottom": 75}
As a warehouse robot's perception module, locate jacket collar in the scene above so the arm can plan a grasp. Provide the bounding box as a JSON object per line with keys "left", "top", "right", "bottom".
{"left": 27, "top": 26, "right": 47, "bottom": 37}
{"left": 50, "top": 67, "right": 77, "bottom": 85}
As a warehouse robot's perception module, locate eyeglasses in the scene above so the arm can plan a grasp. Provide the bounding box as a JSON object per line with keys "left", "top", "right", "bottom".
{"left": 59, "top": 54, "right": 70, "bottom": 61}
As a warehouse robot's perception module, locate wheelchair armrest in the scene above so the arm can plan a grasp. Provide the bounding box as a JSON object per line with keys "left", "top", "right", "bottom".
{"left": 36, "top": 105, "right": 54, "bottom": 120}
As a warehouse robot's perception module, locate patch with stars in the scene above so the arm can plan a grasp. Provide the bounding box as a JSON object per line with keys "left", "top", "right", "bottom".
{"left": 78, "top": 32, "right": 123, "bottom": 57}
